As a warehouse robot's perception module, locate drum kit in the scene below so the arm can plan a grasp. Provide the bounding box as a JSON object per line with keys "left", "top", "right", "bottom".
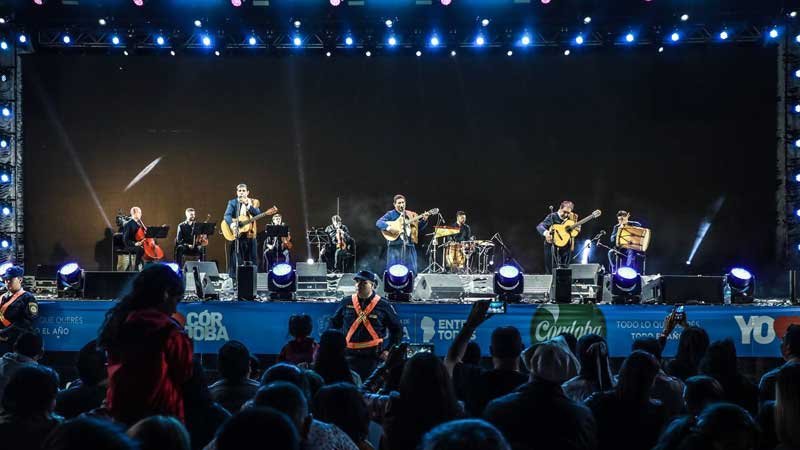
{"left": 422, "top": 226, "right": 496, "bottom": 274}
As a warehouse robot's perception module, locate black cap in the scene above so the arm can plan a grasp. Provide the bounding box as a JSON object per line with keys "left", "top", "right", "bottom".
{"left": 2, "top": 265, "right": 23, "bottom": 280}
{"left": 353, "top": 270, "right": 379, "bottom": 284}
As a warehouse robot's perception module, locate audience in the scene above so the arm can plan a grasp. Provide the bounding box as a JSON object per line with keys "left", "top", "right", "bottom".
{"left": 208, "top": 340, "right": 260, "bottom": 413}
{"left": 0, "top": 331, "right": 43, "bottom": 405}
{"left": 699, "top": 338, "right": 759, "bottom": 415}
{"left": 97, "top": 264, "right": 193, "bottom": 426}
{"left": 774, "top": 362, "right": 800, "bottom": 450}
{"left": 631, "top": 336, "right": 685, "bottom": 416}
{"left": 485, "top": 338, "right": 595, "bottom": 450}
{"left": 562, "top": 333, "right": 615, "bottom": 402}
{"left": 56, "top": 339, "right": 108, "bottom": 419}
{"left": 759, "top": 324, "right": 800, "bottom": 406}
{"left": 313, "top": 329, "right": 361, "bottom": 385}
{"left": 420, "top": 419, "right": 511, "bottom": 450}
{"left": 128, "top": 415, "right": 191, "bottom": 450}
{"left": 656, "top": 403, "right": 758, "bottom": 450}
{"left": 215, "top": 407, "right": 299, "bottom": 450}
{"left": 278, "top": 314, "right": 319, "bottom": 365}
{"left": 683, "top": 375, "right": 724, "bottom": 417}
{"left": 0, "top": 365, "right": 62, "bottom": 450}
{"left": 313, "top": 382, "right": 382, "bottom": 450}
{"left": 41, "top": 417, "right": 138, "bottom": 450}
{"left": 665, "top": 326, "right": 710, "bottom": 382}
{"left": 183, "top": 357, "right": 231, "bottom": 450}
{"left": 260, "top": 362, "right": 312, "bottom": 400}
{"left": 585, "top": 350, "right": 668, "bottom": 450}
{"left": 463, "top": 341, "right": 482, "bottom": 366}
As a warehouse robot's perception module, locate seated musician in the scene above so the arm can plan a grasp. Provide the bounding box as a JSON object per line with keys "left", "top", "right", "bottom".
{"left": 323, "top": 215, "right": 354, "bottom": 273}
{"left": 122, "top": 206, "right": 145, "bottom": 271}
{"left": 452, "top": 211, "right": 472, "bottom": 242}
{"left": 175, "top": 208, "right": 205, "bottom": 268}
{"left": 609, "top": 210, "right": 644, "bottom": 273}
{"left": 263, "top": 214, "right": 291, "bottom": 270}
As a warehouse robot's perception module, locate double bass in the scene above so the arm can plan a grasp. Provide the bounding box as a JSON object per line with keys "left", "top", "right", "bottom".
{"left": 135, "top": 221, "right": 165, "bottom": 261}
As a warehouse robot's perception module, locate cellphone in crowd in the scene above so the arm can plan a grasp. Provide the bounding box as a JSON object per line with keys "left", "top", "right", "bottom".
{"left": 673, "top": 304, "right": 686, "bottom": 322}
{"left": 488, "top": 300, "right": 507, "bottom": 315}
{"left": 406, "top": 343, "right": 435, "bottom": 359}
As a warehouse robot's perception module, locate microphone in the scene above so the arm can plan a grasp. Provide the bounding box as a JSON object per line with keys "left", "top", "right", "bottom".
{"left": 591, "top": 230, "right": 606, "bottom": 243}
{"left": 549, "top": 205, "right": 554, "bottom": 213}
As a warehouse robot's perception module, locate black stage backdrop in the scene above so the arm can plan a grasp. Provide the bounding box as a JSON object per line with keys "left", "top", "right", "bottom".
{"left": 22, "top": 47, "right": 778, "bottom": 289}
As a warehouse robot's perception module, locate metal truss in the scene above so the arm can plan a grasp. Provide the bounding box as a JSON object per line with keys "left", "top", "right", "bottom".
{"left": 0, "top": 44, "right": 23, "bottom": 266}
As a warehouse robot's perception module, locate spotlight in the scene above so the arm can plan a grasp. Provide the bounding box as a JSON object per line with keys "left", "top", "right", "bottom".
{"left": 658, "top": 46, "right": 664, "bottom": 53}
{"left": 441, "top": 0, "right": 451, "bottom": 5}
{"left": 123, "top": 50, "right": 129, "bottom": 56}
{"left": 521, "top": 34, "right": 531, "bottom": 46}
{"left": 0, "top": 42, "right": 6, "bottom": 51}
{"left": 583, "top": 16, "right": 591, "bottom": 24}
{"left": 796, "top": 208, "right": 800, "bottom": 217}
{"left": 575, "top": 35, "right": 584, "bottom": 45}
{"left": 795, "top": 173, "right": 800, "bottom": 182}
{"left": 170, "top": 50, "right": 176, "bottom": 56}
{"left": 670, "top": 32, "right": 680, "bottom": 42}
{"left": 384, "top": 264, "right": 413, "bottom": 302}
{"left": 231, "top": 0, "right": 242, "bottom": 6}
{"left": 796, "top": 70, "right": 800, "bottom": 79}
{"left": 58, "top": 262, "right": 83, "bottom": 294}
{"left": 493, "top": 264, "right": 523, "bottom": 302}
{"left": 0, "top": 174, "right": 10, "bottom": 183}
{"left": 416, "top": 50, "right": 422, "bottom": 56}
{"left": 18, "top": 35, "right": 26, "bottom": 44}
{"left": 294, "top": 20, "right": 302, "bottom": 29}
{"left": 388, "top": 36, "right": 397, "bottom": 46}
{"left": 0, "top": 238, "right": 9, "bottom": 249}
{"left": 0, "top": 263, "right": 11, "bottom": 276}
{"left": 475, "top": 35, "right": 485, "bottom": 46}
{"left": 365, "top": 50, "right": 371, "bottom": 57}
{"left": 724, "top": 268, "right": 755, "bottom": 303}
{"left": 792, "top": 11, "right": 798, "bottom": 18}
{"left": 795, "top": 138, "right": 800, "bottom": 147}
{"left": 796, "top": 34, "right": 800, "bottom": 43}
{"left": 680, "top": 14, "right": 689, "bottom": 22}
{"left": 481, "top": 18, "right": 490, "bottom": 27}
{"left": 201, "top": 35, "right": 212, "bottom": 47}
{"left": 248, "top": 36, "right": 257, "bottom": 46}
{"left": 1, "top": 206, "right": 10, "bottom": 216}
{"left": 541, "top": 0, "right": 550, "bottom": 3}
{"left": 133, "top": 0, "right": 144, "bottom": 6}
{"left": 99, "top": 18, "right": 107, "bottom": 26}
{"left": 1, "top": 107, "right": 10, "bottom": 117}
{"left": 345, "top": 36, "right": 354, "bottom": 46}
{"left": 770, "top": 28, "right": 779, "bottom": 39}
{"left": 450, "top": 50, "right": 456, "bottom": 56}
{"left": 214, "top": 50, "right": 220, "bottom": 56}
{"left": 625, "top": 33, "right": 635, "bottom": 42}
{"left": 111, "top": 35, "right": 120, "bottom": 45}
{"left": 720, "top": 30, "right": 729, "bottom": 40}
{"left": 33, "top": 0, "right": 43, "bottom": 4}
{"left": 306, "top": 258, "right": 314, "bottom": 264}
{"left": 268, "top": 263, "right": 296, "bottom": 300}
{"left": 0, "top": 139, "right": 7, "bottom": 149}
{"left": 155, "top": 35, "right": 165, "bottom": 46}
{"left": 430, "top": 36, "right": 440, "bottom": 47}
{"left": 0, "top": 19, "right": 4, "bottom": 24}
{"left": 385, "top": 19, "right": 393, "bottom": 28}
{"left": 194, "top": 20, "right": 202, "bottom": 28}
{"left": 62, "top": 35, "right": 71, "bottom": 45}
{"left": 293, "top": 36, "right": 302, "bottom": 46}
{"left": 331, "top": 0, "right": 341, "bottom": 6}
{"left": 326, "top": 51, "right": 331, "bottom": 57}
{"left": 564, "top": 49, "right": 570, "bottom": 56}
{"left": 506, "top": 50, "right": 513, "bottom": 56}
{"left": 611, "top": 266, "right": 642, "bottom": 304}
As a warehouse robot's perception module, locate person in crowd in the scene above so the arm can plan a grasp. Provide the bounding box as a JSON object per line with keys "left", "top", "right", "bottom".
{"left": 128, "top": 415, "right": 191, "bottom": 450}
{"left": 445, "top": 301, "right": 527, "bottom": 416}
{"left": 585, "top": 350, "right": 669, "bottom": 450}
{"left": 654, "top": 403, "right": 758, "bottom": 450}
{"left": 313, "top": 329, "right": 361, "bottom": 385}
{"left": 56, "top": 339, "right": 108, "bottom": 419}
{"left": 260, "top": 363, "right": 312, "bottom": 402}
{"left": 484, "top": 338, "right": 595, "bottom": 450}
{"left": 0, "top": 331, "right": 42, "bottom": 405}
{"left": 249, "top": 355, "right": 262, "bottom": 382}
{"left": 278, "top": 314, "right": 318, "bottom": 366}
{"left": 97, "top": 263, "right": 193, "bottom": 426}
{"left": 699, "top": 338, "right": 758, "bottom": 416}
{"left": 216, "top": 407, "right": 300, "bottom": 450}
{"left": 562, "top": 333, "right": 615, "bottom": 402}
{"left": 420, "top": 419, "right": 511, "bottom": 450}
{"left": 632, "top": 336, "right": 685, "bottom": 416}
{"left": 41, "top": 417, "right": 138, "bottom": 450}
{"left": 209, "top": 340, "right": 260, "bottom": 413}
{"left": 304, "top": 369, "right": 325, "bottom": 401}
{"left": 463, "top": 342, "right": 482, "bottom": 366}
{"left": 253, "top": 381, "right": 358, "bottom": 450}
{"left": 773, "top": 363, "right": 800, "bottom": 450}
{"left": 183, "top": 357, "right": 231, "bottom": 450}
{"left": 558, "top": 332, "right": 578, "bottom": 357}
{"left": 665, "top": 326, "right": 710, "bottom": 382}
{"left": 759, "top": 324, "right": 800, "bottom": 405}
{"left": 313, "top": 382, "right": 383, "bottom": 450}
{"left": 683, "top": 375, "right": 724, "bottom": 417}
{"left": 0, "top": 365, "right": 62, "bottom": 450}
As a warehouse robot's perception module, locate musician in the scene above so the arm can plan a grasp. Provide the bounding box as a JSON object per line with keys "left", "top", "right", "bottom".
{"left": 0, "top": 266, "right": 39, "bottom": 355}
{"left": 452, "top": 211, "right": 472, "bottom": 242}
{"left": 122, "top": 206, "right": 145, "bottom": 271}
{"left": 323, "top": 215, "right": 354, "bottom": 273}
{"left": 536, "top": 200, "right": 579, "bottom": 274}
{"left": 223, "top": 184, "right": 261, "bottom": 278}
{"left": 263, "top": 214, "right": 291, "bottom": 270}
{"left": 376, "top": 194, "right": 431, "bottom": 274}
{"left": 609, "top": 210, "right": 644, "bottom": 273}
{"left": 175, "top": 208, "right": 205, "bottom": 268}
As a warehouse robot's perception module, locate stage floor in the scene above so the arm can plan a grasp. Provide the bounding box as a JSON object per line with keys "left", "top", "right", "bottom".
{"left": 36, "top": 299, "right": 797, "bottom": 358}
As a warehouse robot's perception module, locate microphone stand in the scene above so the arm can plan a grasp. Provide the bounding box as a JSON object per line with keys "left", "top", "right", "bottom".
{"left": 491, "top": 232, "right": 527, "bottom": 273}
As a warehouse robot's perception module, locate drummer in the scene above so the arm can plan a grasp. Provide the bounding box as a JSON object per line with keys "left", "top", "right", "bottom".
{"left": 452, "top": 211, "right": 472, "bottom": 242}
{"left": 609, "top": 210, "right": 644, "bottom": 273}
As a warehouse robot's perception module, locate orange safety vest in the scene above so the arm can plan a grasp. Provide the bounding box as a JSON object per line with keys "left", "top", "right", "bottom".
{"left": 0, "top": 289, "right": 26, "bottom": 327}
{"left": 345, "top": 294, "right": 384, "bottom": 350}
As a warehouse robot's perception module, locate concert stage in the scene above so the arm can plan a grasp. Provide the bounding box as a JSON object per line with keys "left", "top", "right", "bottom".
{"left": 37, "top": 299, "right": 797, "bottom": 358}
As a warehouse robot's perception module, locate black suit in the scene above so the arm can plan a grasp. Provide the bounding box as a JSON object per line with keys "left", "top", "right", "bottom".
{"left": 175, "top": 221, "right": 205, "bottom": 268}
{"left": 324, "top": 224, "right": 354, "bottom": 272}
{"left": 121, "top": 219, "right": 144, "bottom": 269}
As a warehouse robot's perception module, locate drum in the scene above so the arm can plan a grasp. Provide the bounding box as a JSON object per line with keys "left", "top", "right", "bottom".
{"left": 445, "top": 242, "right": 466, "bottom": 269}
{"left": 462, "top": 240, "right": 477, "bottom": 256}
{"left": 616, "top": 226, "right": 651, "bottom": 252}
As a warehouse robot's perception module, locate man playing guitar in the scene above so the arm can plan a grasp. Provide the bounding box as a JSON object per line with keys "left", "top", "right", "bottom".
{"left": 536, "top": 200, "right": 579, "bottom": 274}
{"left": 223, "top": 183, "right": 261, "bottom": 278}
{"left": 376, "top": 194, "right": 434, "bottom": 274}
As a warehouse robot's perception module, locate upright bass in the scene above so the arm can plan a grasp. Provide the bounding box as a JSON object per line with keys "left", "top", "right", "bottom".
{"left": 135, "top": 221, "right": 165, "bottom": 261}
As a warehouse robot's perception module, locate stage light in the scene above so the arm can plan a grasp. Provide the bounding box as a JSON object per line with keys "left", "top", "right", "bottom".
{"left": 0, "top": 18, "right": 5, "bottom": 24}
{"left": 18, "top": 35, "right": 26, "bottom": 44}
{"left": 521, "top": 34, "right": 531, "bottom": 46}
{"left": 671, "top": 32, "right": 680, "bottom": 42}
{"left": 331, "top": 0, "right": 341, "bottom": 6}
{"left": 795, "top": 208, "right": 800, "bottom": 217}
{"left": 365, "top": 50, "right": 371, "bottom": 57}
{"left": 680, "top": 14, "right": 689, "bottom": 22}
{"left": 194, "top": 20, "right": 202, "bottom": 28}
{"left": 475, "top": 35, "right": 485, "bottom": 46}
{"left": 294, "top": 20, "right": 302, "bottom": 29}
{"left": 564, "top": 49, "right": 570, "bottom": 56}
{"left": 0, "top": 174, "right": 10, "bottom": 183}
{"left": 305, "top": 258, "right": 314, "bottom": 264}
{"left": 62, "top": 35, "right": 71, "bottom": 45}
{"left": 99, "top": 18, "right": 107, "bottom": 26}
{"left": 658, "top": 46, "right": 664, "bottom": 52}
{"left": 720, "top": 31, "right": 729, "bottom": 40}
{"left": 388, "top": 36, "right": 397, "bottom": 46}
{"left": 133, "top": 0, "right": 144, "bottom": 6}
{"left": 724, "top": 267, "right": 755, "bottom": 303}
{"left": 625, "top": 33, "right": 635, "bottom": 42}
{"left": 583, "top": 16, "right": 591, "bottom": 24}
{"left": 795, "top": 138, "right": 800, "bottom": 147}
{"left": 384, "top": 264, "right": 413, "bottom": 302}
{"left": 482, "top": 18, "right": 490, "bottom": 27}
{"left": 796, "top": 34, "right": 800, "bottom": 43}
{"left": 770, "top": 28, "right": 779, "bottom": 39}
{"left": 123, "top": 50, "right": 129, "bottom": 56}
{"left": 0, "top": 139, "right": 7, "bottom": 149}
{"left": 0, "top": 239, "right": 9, "bottom": 249}
{"left": 326, "top": 51, "right": 331, "bottom": 57}
{"left": 247, "top": 36, "right": 257, "bottom": 46}
{"left": 1, "top": 107, "right": 10, "bottom": 117}
{"left": 268, "top": 263, "right": 296, "bottom": 300}
{"left": 0, "top": 42, "right": 7, "bottom": 51}
{"left": 795, "top": 173, "right": 800, "bottom": 182}
{"left": 441, "top": 0, "right": 451, "bottom": 5}
{"left": 430, "top": 36, "right": 440, "bottom": 47}
{"left": 33, "top": 0, "right": 43, "bottom": 4}
{"left": 111, "top": 35, "right": 120, "bottom": 45}
{"left": 611, "top": 266, "right": 642, "bottom": 304}
{"left": 541, "top": 0, "right": 550, "bottom": 3}
{"left": 57, "top": 263, "right": 83, "bottom": 294}
{"left": 231, "top": 0, "right": 242, "bottom": 6}
{"left": 155, "top": 36, "right": 165, "bottom": 46}
{"left": 170, "top": 50, "right": 176, "bottom": 56}
{"left": 796, "top": 70, "right": 800, "bottom": 78}
{"left": 450, "top": 50, "right": 456, "bottom": 56}
{"left": 792, "top": 11, "right": 798, "bottom": 18}
{"left": 507, "top": 50, "right": 513, "bottom": 56}
{"left": 494, "top": 263, "right": 523, "bottom": 302}
{"left": 575, "top": 35, "right": 584, "bottom": 45}
{"left": 293, "top": 36, "right": 302, "bottom": 46}
{"left": 0, "top": 263, "right": 11, "bottom": 277}
{"left": 201, "top": 35, "right": 212, "bottom": 47}
{"left": 416, "top": 50, "right": 422, "bottom": 56}
{"left": 345, "top": 36, "right": 354, "bottom": 46}
{"left": 385, "top": 20, "right": 393, "bottom": 28}
{"left": 214, "top": 50, "right": 220, "bottom": 56}
{"left": 1, "top": 207, "right": 10, "bottom": 216}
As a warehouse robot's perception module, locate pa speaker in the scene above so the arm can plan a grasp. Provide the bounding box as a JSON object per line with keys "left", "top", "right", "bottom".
{"left": 414, "top": 274, "right": 464, "bottom": 300}
{"left": 551, "top": 268, "right": 572, "bottom": 303}
{"left": 82, "top": 271, "right": 138, "bottom": 299}
{"left": 643, "top": 275, "right": 724, "bottom": 304}
{"left": 237, "top": 265, "right": 257, "bottom": 300}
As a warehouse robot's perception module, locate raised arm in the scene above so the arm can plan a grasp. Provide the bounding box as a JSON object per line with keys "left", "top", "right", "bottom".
{"left": 444, "top": 300, "right": 490, "bottom": 375}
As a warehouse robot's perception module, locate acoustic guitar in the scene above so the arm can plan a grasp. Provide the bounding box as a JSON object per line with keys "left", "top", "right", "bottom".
{"left": 381, "top": 208, "right": 439, "bottom": 241}
{"left": 548, "top": 209, "right": 602, "bottom": 248}
{"left": 220, "top": 206, "right": 279, "bottom": 241}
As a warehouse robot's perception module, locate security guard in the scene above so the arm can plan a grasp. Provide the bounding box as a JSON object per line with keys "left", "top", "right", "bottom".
{"left": 0, "top": 266, "right": 39, "bottom": 354}
{"left": 330, "top": 270, "right": 403, "bottom": 378}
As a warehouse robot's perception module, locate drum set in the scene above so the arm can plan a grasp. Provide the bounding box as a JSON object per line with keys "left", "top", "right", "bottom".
{"left": 422, "top": 226, "right": 497, "bottom": 274}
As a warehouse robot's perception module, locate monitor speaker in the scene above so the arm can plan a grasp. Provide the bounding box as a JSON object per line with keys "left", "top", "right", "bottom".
{"left": 551, "top": 268, "right": 572, "bottom": 303}
{"left": 237, "top": 265, "right": 257, "bottom": 300}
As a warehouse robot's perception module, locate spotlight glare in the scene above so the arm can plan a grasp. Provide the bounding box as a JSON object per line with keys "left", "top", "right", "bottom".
{"left": 248, "top": 36, "right": 257, "bottom": 46}
{"left": 214, "top": 50, "right": 220, "bottom": 56}
{"left": 202, "top": 35, "right": 212, "bottom": 47}
{"left": 658, "top": 46, "right": 664, "bottom": 53}
{"left": 770, "top": 28, "right": 779, "bottom": 39}
{"left": 2, "top": 207, "right": 10, "bottom": 217}
{"left": 430, "top": 36, "right": 440, "bottom": 47}
{"left": 625, "top": 33, "right": 634, "bottom": 42}
{"left": 475, "top": 35, "right": 485, "bottom": 46}
{"left": 385, "top": 19, "right": 393, "bottom": 28}
{"left": 111, "top": 35, "right": 120, "bottom": 45}
{"left": 0, "top": 139, "right": 7, "bottom": 148}
{"left": 506, "top": 50, "right": 513, "bottom": 56}
{"left": 1, "top": 107, "right": 10, "bottom": 117}
{"left": 231, "top": 0, "right": 242, "bottom": 6}
{"left": 0, "top": 42, "right": 7, "bottom": 51}
{"left": 306, "top": 258, "right": 314, "bottom": 264}
{"left": 0, "top": 174, "right": 9, "bottom": 183}
{"left": 18, "top": 35, "right": 26, "bottom": 44}
{"left": 294, "top": 20, "right": 302, "bottom": 28}
{"left": 720, "top": 31, "right": 729, "bottom": 40}
{"left": 293, "top": 36, "right": 302, "bottom": 46}
{"left": 481, "top": 19, "right": 490, "bottom": 27}
{"left": 541, "top": 0, "right": 550, "bottom": 3}
{"left": 441, "top": 0, "right": 451, "bottom": 5}
{"left": 796, "top": 104, "right": 800, "bottom": 113}
{"left": 680, "top": 14, "right": 689, "bottom": 21}
{"left": 795, "top": 173, "right": 800, "bottom": 182}
{"left": 156, "top": 36, "right": 165, "bottom": 46}
{"left": 365, "top": 50, "right": 371, "bottom": 57}
{"left": 62, "top": 35, "right": 71, "bottom": 44}
{"left": 521, "top": 34, "right": 531, "bottom": 46}
{"left": 792, "top": 11, "right": 798, "bottom": 18}
{"left": 99, "top": 18, "right": 107, "bottom": 26}
{"left": 194, "top": 20, "right": 202, "bottom": 28}
{"left": 330, "top": 0, "right": 341, "bottom": 5}
{"left": 671, "top": 32, "right": 680, "bottom": 42}
{"left": 450, "top": 50, "right": 456, "bottom": 56}
{"left": 564, "top": 49, "right": 570, "bottom": 56}
{"left": 132, "top": 0, "right": 143, "bottom": 6}
{"left": 0, "top": 239, "right": 8, "bottom": 249}
{"left": 345, "top": 36, "right": 354, "bottom": 46}
{"left": 796, "top": 138, "right": 800, "bottom": 148}
{"left": 388, "top": 36, "right": 397, "bottom": 46}
{"left": 796, "top": 69, "right": 800, "bottom": 78}
{"left": 169, "top": 50, "right": 175, "bottom": 56}
{"left": 796, "top": 34, "right": 800, "bottom": 44}
{"left": 416, "top": 50, "right": 422, "bottom": 56}
{"left": 575, "top": 35, "right": 584, "bottom": 45}
{"left": 123, "top": 50, "right": 129, "bottom": 56}
{"left": 583, "top": 16, "right": 591, "bottom": 24}
{"left": 326, "top": 51, "right": 331, "bottom": 57}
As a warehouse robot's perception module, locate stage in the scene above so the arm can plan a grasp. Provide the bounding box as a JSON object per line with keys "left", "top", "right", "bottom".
{"left": 36, "top": 299, "right": 798, "bottom": 358}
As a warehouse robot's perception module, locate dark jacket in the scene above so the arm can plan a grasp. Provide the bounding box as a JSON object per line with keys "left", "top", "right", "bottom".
{"left": 484, "top": 379, "right": 597, "bottom": 450}
{"left": 0, "top": 352, "right": 37, "bottom": 406}
{"left": 0, "top": 291, "right": 38, "bottom": 344}
{"left": 208, "top": 378, "right": 260, "bottom": 414}
{"left": 330, "top": 293, "right": 403, "bottom": 352}
{"left": 176, "top": 221, "right": 196, "bottom": 247}
{"left": 0, "top": 415, "right": 61, "bottom": 450}
{"left": 122, "top": 218, "right": 142, "bottom": 249}
{"left": 223, "top": 199, "right": 261, "bottom": 230}
{"left": 585, "top": 390, "right": 669, "bottom": 450}
{"left": 452, "top": 363, "right": 527, "bottom": 417}
{"left": 536, "top": 212, "right": 567, "bottom": 237}
{"left": 55, "top": 381, "right": 107, "bottom": 419}
{"left": 758, "top": 360, "right": 798, "bottom": 406}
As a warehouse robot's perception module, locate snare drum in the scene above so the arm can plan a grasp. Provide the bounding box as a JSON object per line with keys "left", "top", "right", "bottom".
{"left": 616, "top": 226, "right": 651, "bottom": 252}
{"left": 445, "top": 242, "right": 466, "bottom": 269}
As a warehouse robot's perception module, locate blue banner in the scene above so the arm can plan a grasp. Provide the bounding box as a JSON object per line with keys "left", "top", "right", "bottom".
{"left": 35, "top": 301, "right": 800, "bottom": 358}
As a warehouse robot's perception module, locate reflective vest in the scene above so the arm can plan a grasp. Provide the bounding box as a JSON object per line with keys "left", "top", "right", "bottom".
{"left": 345, "top": 294, "right": 384, "bottom": 350}
{"left": 0, "top": 289, "right": 25, "bottom": 327}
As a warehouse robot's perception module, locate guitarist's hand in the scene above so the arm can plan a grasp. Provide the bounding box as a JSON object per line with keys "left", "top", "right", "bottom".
{"left": 544, "top": 231, "right": 553, "bottom": 244}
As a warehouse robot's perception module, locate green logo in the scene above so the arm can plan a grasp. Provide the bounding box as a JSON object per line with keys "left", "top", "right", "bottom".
{"left": 529, "top": 304, "right": 606, "bottom": 344}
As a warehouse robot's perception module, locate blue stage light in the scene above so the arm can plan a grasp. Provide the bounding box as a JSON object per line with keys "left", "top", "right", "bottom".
{"left": 1, "top": 107, "right": 9, "bottom": 117}
{"left": 795, "top": 173, "right": 800, "bottom": 182}
{"left": 625, "top": 33, "right": 635, "bottom": 43}
{"left": 720, "top": 31, "right": 729, "bottom": 40}
{"left": 0, "top": 42, "right": 7, "bottom": 51}
{"left": 99, "top": 18, "right": 107, "bottom": 26}
{"left": 416, "top": 50, "right": 422, "bottom": 57}
{"left": 583, "top": 16, "right": 591, "bottom": 24}
{"left": 57, "top": 262, "right": 83, "bottom": 294}
{"left": 575, "top": 35, "right": 584, "bottom": 45}
{"left": 111, "top": 35, "right": 120, "bottom": 45}
{"left": 248, "top": 36, "right": 257, "bottom": 46}
{"left": 385, "top": 20, "right": 393, "bottom": 28}
{"left": 724, "top": 267, "right": 755, "bottom": 303}
{"left": 293, "top": 36, "right": 302, "bottom": 46}
{"left": 345, "top": 36, "right": 353, "bottom": 46}
{"left": 18, "top": 35, "right": 27, "bottom": 44}
{"left": 482, "top": 18, "right": 490, "bottom": 27}
{"left": 0, "top": 239, "right": 10, "bottom": 249}
{"left": 680, "top": 14, "right": 689, "bottom": 22}
{"left": 388, "top": 36, "right": 397, "bottom": 46}
{"left": 475, "top": 35, "right": 485, "bottom": 46}
{"left": 0, "top": 263, "right": 11, "bottom": 277}
{"left": 384, "top": 264, "right": 414, "bottom": 301}
{"left": 194, "top": 19, "right": 202, "bottom": 28}
{"left": 156, "top": 36, "right": 165, "bottom": 46}
{"left": 62, "top": 35, "right": 71, "bottom": 45}
{"left": 770, "top": 28, "right": 779, "bottom": 39}
{"left": 671, "top": 32, "right": 680, "bottom": 42}
{"left": 795, "top": 138, "right": 800, "bottom": 147}
{"left": 796, "top": 208, "right": 800, "bottom": 217}
{"left": 0, "top": 174, "right": 9, "bottom": 183}
{"left": 268, "top": 263, "right": 297, "bottom": 300}
{"left": 521, "top": 34, "right": 531, "bottom": 46}
{"left": 796, "top": 34, "right": 800, "bottom": 43}
{"left": 611, "top": 266, "right": 642, "bottom": 303}
{"left": 430, "top": 36, "right": 440, "bottom": 47}
{"left": 201, "top": 35, "right": 212, "bottom": 47}
{"left": 1, "top": 207, "right": 10, "bottom": 216}
{"left": 493, "top": 264, "right": 523, "bottom": 302}
{"left": 0, "top": 139, "right": 7, "bottom": 149}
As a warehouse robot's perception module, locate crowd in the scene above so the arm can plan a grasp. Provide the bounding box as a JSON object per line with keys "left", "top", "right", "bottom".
{"left": 0, "top": 263, "right": 798, "bottom": 450}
